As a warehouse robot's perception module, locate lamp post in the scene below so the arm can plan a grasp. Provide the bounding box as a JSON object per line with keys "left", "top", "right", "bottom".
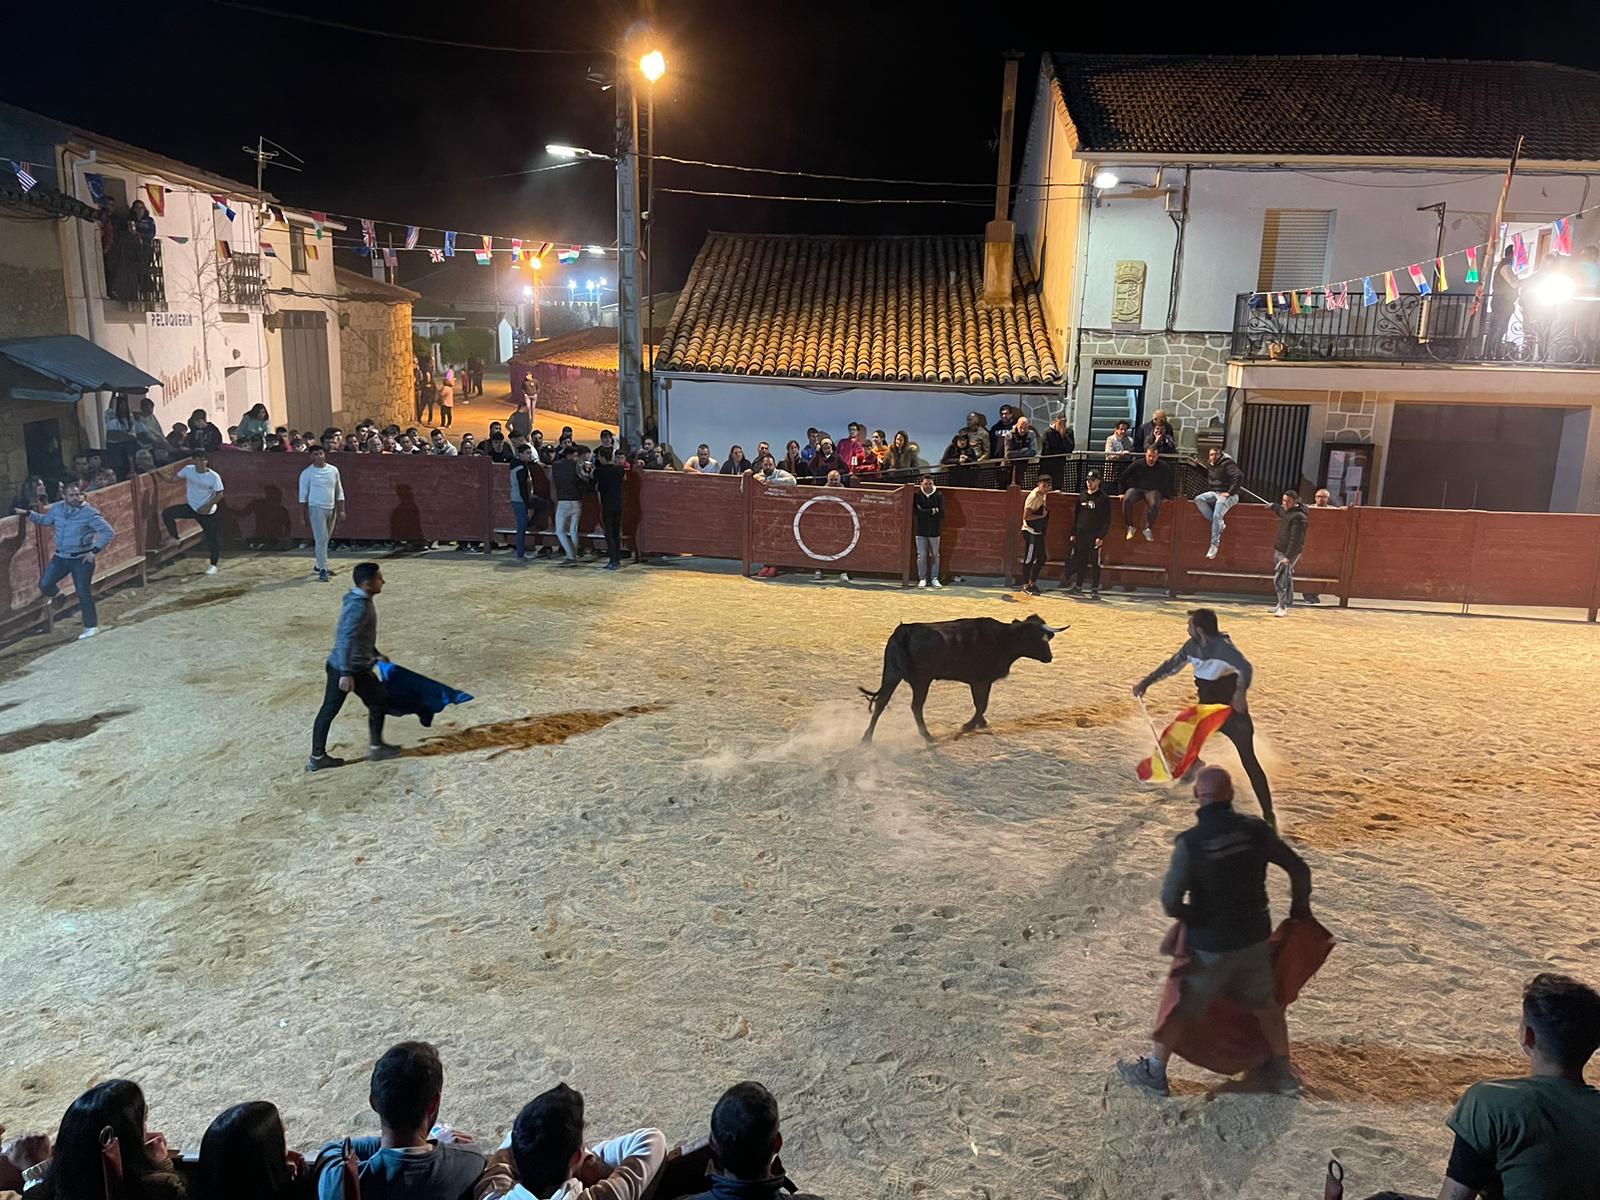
{"left": 638, "top": 52, "right": 665, "bottom": 431}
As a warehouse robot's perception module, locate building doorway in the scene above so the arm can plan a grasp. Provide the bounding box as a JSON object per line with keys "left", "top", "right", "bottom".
{"left": 1089, "top": 370, "right": 1145, "bottom": 447}
{"left": 280, "top": 311, "right": 332, "bottom": 433}
{"left": 1239, "top": 401, "right": 1310, "bottom": 497}
{"left": 24, "top": 416, "right": 70, "bottom": 481}
{"left": 1382, "top": 403, "right": 1567, "bottom": 511}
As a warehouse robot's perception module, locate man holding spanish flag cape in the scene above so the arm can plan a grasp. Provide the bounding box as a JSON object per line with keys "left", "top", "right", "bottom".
{"left": 1131, "top": 608, "right": 1277, "bottom": 829}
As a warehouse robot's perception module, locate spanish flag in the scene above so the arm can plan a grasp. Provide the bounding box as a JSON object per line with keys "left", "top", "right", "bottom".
{"left": 1137, "top": 703, "right": 1233, "bottom": 782}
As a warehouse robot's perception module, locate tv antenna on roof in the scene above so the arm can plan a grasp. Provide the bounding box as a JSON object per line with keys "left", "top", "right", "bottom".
{"left": 243, "top": 135, "right": 305, "bottom": 199}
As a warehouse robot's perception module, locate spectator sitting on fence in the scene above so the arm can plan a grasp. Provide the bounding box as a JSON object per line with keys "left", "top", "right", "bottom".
{"left": 33, "top": 1079, "right": 185, "bottom": 1200}
{"left": 677, "top": 1082, "right": 824, "bottom": 1200}
{"left": 473, "top": 1083, "right": 665, "bottom": 1200}
{"left": 1118, "top": 444, "right": 1171, "bottom": 542}
{"left": 778, "top": 440, "right": 810, "bottom": 480}
{"left": 194, "top": 1100, "right": 311, "bottom": 1200}
{"left": 315, "top": 1041, "right": 484, "bottom": 1200}
{"left": 719, "top": 445, "right": 753, "bottom": 476}
{"left": 749, "top": 454, "right": 796, "bottom": 485}
{"left": 1429, "top": 972, "right": 1600, "bottom": 1200}
{"left": 1195, "top": 446, "right": 1244, "bottom": 559}
{"left": 960, "top": 411, "right": 992, "bottom": 460}
{"left": 1137, "top": 408, "right": 1177, "bottom": 455}
{"left": 886, "top": 430, "right": 926, "bottom": 473}
{"left": 684, "top": 444, "right": 719, "bottom": 473}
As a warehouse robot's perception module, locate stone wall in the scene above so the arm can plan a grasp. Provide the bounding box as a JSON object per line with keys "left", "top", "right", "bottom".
{"left": 533, "top": 362, "right": 619, "bottom": 426}
{"left": 1324, "top": 389, "right": 1378, "bottom": 440}
{"left": 1, "top": 215, "right": 76, "bottom": 501}
{"left": 337, "top": 298, "right": 415, "bottom": 429}
{"left": 1074, "top": 330, "right": 1231, "bottom": 440}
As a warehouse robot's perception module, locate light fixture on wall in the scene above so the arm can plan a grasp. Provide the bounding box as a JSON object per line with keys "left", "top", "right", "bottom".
{"left": 1092, "top": 169, "right": 1120, "bottom": 190}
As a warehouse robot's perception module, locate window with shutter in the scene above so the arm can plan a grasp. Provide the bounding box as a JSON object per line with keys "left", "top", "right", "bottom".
{"left": 1256, "top": 210, "right": 1335, "bottom": 292}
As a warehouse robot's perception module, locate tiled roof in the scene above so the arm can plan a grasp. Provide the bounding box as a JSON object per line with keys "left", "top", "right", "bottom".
{"left": 335, "top": 266, "right": 419, "bottom": 303}
{"left": 656, "top": 233, "right": 1060, "bottom": 387}
{"left": 1049, "top": 54, "right": 1600, "bottom": 161}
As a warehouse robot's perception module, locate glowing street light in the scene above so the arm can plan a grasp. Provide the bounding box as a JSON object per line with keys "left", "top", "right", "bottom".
{"left": 1093, "top": 168, "right": 1120, "bottom": 190}
{"left": 528, "top": 255, "right": 542, "bottom": 271}
{"left": 639, "top": 50, "right": 666, "bottom": 83}
{"left": 546, "top": 144, "right": 614, "bottom": 162}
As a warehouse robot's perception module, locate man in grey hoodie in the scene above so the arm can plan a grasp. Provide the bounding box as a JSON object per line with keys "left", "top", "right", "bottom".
{"left": 1133, "top": 608, "right": 1277, "bottom": 828}
{"left": 308, "top": 562, "right": 398, "bottom": 770}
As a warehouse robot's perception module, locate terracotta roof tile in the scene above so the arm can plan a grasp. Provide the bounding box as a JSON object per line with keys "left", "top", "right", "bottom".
{"left": 656, "top": 233, "right": 1061, "bottom": 388}
{"left": 1051, "top": 54, "right": 1600, "bottom": 161}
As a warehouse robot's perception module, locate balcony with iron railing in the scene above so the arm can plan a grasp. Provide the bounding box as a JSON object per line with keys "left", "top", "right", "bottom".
{"left": 218, "top": 251, "right": 264, "bottom": 308}
{"left": 104, "top": 237, "right": 165, "bottom": 309}
{"left": 1230, "top": 290, "right": 1600, "bottom": 368}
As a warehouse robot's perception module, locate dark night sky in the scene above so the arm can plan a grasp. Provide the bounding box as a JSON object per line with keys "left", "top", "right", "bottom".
{"left": 8, "top": 0, "right": 1600, "bottom": 293}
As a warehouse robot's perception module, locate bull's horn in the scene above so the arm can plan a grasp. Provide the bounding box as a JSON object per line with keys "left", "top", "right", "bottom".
{"left": 1042, "top": 623, "right": 1069, "bottom": 634}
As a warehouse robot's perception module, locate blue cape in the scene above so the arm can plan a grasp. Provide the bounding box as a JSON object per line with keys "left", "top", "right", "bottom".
{"left": 375, "top": 661, "right": 473, "bottom": 726}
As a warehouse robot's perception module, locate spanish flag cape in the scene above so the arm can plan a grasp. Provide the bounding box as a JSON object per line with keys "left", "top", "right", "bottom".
{"left": 1137, "top": 703, "right": 1233, "bottom": 782}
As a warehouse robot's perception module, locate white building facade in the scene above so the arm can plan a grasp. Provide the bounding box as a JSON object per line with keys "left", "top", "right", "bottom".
{"left": 1016, "top": 54, "right": 1600, "bottom": 512}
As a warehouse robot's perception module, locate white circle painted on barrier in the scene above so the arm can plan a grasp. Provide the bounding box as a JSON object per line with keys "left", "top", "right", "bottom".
{"left": 792, "top": 495, "right": 861, "bottom": 562}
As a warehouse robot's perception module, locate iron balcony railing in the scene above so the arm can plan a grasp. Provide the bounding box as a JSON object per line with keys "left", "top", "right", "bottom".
{"left": 1230, "top": 290, "right": 1600, "bottom": 367}
{"left": 104, "top": 236, "right": 165, "bottom": 307}
{"left": 218, "top": 251, "right": 265, "bottom": 308}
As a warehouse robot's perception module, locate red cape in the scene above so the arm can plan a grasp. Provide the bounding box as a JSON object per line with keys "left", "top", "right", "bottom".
{"left": 1151, "top": 916, "right": 1334, "bottom": 1076}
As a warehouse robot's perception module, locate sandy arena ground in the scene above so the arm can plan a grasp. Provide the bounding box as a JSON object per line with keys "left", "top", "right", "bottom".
{"left": 1, "top": 552, "right": 1597, "bottom": 1199}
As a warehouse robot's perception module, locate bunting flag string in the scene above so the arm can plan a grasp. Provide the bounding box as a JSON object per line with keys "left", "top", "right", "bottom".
{"left": 1362, "top": 276, "right": 1378, "bottom": 307}
{"left": 444, "top": 231, "right": 456, "bottom": 257}
{"left": 361, "top": 219, "right": 376, "bottom": 250}
{"left": 1435, "top": 257, "right": 1448, "bottom": 291}
{"left": 1553, "top": 217, "right": 1573, "bottom": 255}
{"left": 510, "top": 237, "right": 524, "bottom": 262}
{"left": 1406, "top": 263, "right": 1431, "bottom": 296}
{"left": 312, "top": 211, "right": 327, "bottom": 240}
{"left": 144, "top": 184, "right": 166, "bottom": 217}
{"left": 83, "top": 172, "right": 107, "bottom": 205}
{"left": 262, "top": 242, "right": 278, "bottom": 258}
{"left": 1464, "top": 245, "right": 1480, "bottom": 284}
{"left": 1512, "top": 233, "right": 1529, "bottom": 272}
{"left": 404, "top": 225, "right": 419, "bottom": 250}
{"left": 212, "top": 194, "right": 236, "bottom": 221}
{"left": 1383, "top": 270, "right": 1399, "bottom": 303}
{"left": 428, "top": 248, "right": 445, "bottom": 263}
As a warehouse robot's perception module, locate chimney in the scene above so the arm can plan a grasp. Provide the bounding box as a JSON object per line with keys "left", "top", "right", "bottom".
{"left": 982, "top": 52, "right": 1023, "bottom": 309}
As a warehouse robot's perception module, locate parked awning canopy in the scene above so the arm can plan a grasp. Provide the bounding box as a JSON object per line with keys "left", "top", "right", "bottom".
{"left": 0, "top": 335, "right": 159, "bottom": 404}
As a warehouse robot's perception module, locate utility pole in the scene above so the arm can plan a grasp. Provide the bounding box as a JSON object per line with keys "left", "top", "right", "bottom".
{"left": 1418, "top": 202, "right": 1447, "bottom": 290}
{"left": 616, "top": 67, "right": 645, "bottom": 445}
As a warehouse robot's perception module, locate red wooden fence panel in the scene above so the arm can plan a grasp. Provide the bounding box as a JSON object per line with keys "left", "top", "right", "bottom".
{"left": 137, "top": 464, "right": 199, "bottom": 557}
{"left": 634, "top": 471, "right": 746, "bottom": 559}
{"left": 1349, "top": 507, "right": 1477, "bottom": 603}
{"left": 1102, "top": 494, "right": 1177, "bottom": 589}
{"left": 0, "top": 513, "right": 44, "bottom": 627}
{"left": 1465, "top": 512, "right": 1600, "bottom": 609}
{"left": 940, "top": 486, "right": 1014, "bottom": 578}
{"left": 748, "top": 482, "right": 908, "bottom": 576}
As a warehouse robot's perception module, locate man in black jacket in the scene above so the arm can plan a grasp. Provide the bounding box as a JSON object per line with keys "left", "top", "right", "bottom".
{"left": 676, "top": 1082, "right": 825, "bottom": 1200}
{"left": 1269, "top": 490, "right": 1308, "bottom": 617}
{"left": 1062, "top": 470, "right": 1110, "bottom": 597}
{"left": 1118, "top": 766, "right": 1313, "bottom": 1097}
{"left": 593, "top": 447, "right": 628, "bottom": 570}
{"left": 913, "top": 474, "right": 943, "bottom": 588}
{"left": 509, "top": 443, "right": 552, "bottom": 561}
{"left": 1136, "top": 408, "right": 1176, "bottom": 455}
{"left": 1041, "top": 415, "right": 1075, "bottom": 487}
{"left": 551, "top": 446, "right": 586, "bottom": 565}
{"left": 1116, "top": 444, "right": 1171, "bottom": 542}
{"left": 1195, "top": 448, "right": 1244, "bottom": 558}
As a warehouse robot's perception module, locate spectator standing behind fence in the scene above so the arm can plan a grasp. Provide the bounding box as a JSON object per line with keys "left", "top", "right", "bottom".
{"left": 749, "top": 454, "right": 796, "bottom": 486}
{"left": 989, "top": 404, "right": 1017, "bottom": 452}
{"left": 298, "top": 445, "right": 346, "bottom": 584}
{"left": 1301, "top": 488, "right": 1337, "bottom": 604}
{"left": 1118, "top": 444, "right": 1171, "bottom": 542}
{"left": 1137, "top": 408, "right": 1177, "bottom": 455}
{"left": 719, "top": 445, "right": 753, "bottom": 476}
{"left": 941, "top": 431, "right": 980, "bottom": 466}
{"left": 837, "top": 422, "right": 867, "bottom": 468}
{"left": 1431, "top": 972, "right": 1600, "bottom": 1200}
{"left": 593, "top": 447, "right": 628, "bottom": 570}
{"left": 684, "top": 444, "right": 720, "bottom": 473}
{"left": 162, "top": 449, "right": 225, "bottom": 574}
{"left": 16, "top": 480, "right": 115, "bottom": 641}
{"left": 958, "top": 411, "right": 992, "bottom": 460}
{"left": 1042, "top": 416, "right": 1074, "bottom": 487}
{"left": 1003, "top": 416, "right": 1039, "bottom": 488}
{"left": 809, "top": 437, "right": 846, "bottom": 485}
{"left": 1487, "top": 245, "right": 1521, "bottom": 360}
{"left": 886, "top": 430, "right": 926, "bottom": 473}
{"left": 1194, "top": 447, "right": 1244, "bottom": 559}
{"left": 551, "top": 446, "right": 585, "bottom": 566}
{"left": 510, "top": 444, "right": 552, "bottom": 562}
{"left": 1062, "top": 470, "right": 1110, "bottom": 599}
{"left": 237, "top": 403, "right": 271, "bottom": 443}
{"left": 1105, "top": 419, "right": 1135, "bottom": 455}
{"left": 913, "top": 474, "right": 944, "bottom": 589}
{"left": 436, "top": 372, "right": 454, "bottom": 428}
{"left": 1019, "top": 475, "right": 1052, "bottom": 597}
{"left": 1268, "top": 490, "right": 1307, "bottom": 618}
{"left": 779, "top": 440, "right": 810, "bottom": 480}
{"left": 186, "top": 408, "right": 223, "bottom": 454}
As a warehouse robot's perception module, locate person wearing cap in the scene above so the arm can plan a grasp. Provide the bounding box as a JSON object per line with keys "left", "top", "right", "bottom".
{"left": 1062, "top": 470, "right": 1110, "bottom": 598}
{"left": 1118, "top": 766, "right": 1314, "bottom": 1097}
{"left": 161, "top": 449, "right": 225, "bottom": 574}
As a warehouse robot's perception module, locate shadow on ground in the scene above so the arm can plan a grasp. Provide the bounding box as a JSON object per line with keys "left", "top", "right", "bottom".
{"left": 0, "top": 707, "right": 135, "bottom": 756}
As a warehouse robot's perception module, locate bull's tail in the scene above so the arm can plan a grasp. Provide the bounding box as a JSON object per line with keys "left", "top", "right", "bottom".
{"left": 860, "top": 625, "right": 908, "bottom": 708}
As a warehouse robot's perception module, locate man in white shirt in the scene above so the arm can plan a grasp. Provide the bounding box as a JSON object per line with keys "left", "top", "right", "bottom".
{"left": 298, "top": 444, "right": 347, "bottom": 582}
{"left": 683, "top": 444, "right": 720, "bottom": 474}
{"left": 161, "top": 449, "right": 225, "bottom": 573}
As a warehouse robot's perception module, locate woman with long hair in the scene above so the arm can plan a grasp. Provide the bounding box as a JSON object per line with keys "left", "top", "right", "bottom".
{"left": 237, "top": 403, "right": 272, "bottom": 443}
{"left": 35, "top": 1079, "right": 184, "bottom": 1200}
{"left": 886, "top": 430, "right": 926, "bottom": 473}
{"left": 194, "top": 1102, "right": 310, "bottom": 1200}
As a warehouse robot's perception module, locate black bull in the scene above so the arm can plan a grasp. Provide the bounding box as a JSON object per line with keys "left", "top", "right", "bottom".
{"left": 859, "top": 614, "right": 1065, "bottom": 742}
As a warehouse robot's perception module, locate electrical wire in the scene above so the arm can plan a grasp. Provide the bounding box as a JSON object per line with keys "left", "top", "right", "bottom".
{"left": 655, "top": 187, "right": 993, "bottom": 207}
{"left": 646, "top": 152, "right": 1090, "bottom": 192}
{"left": 207, "top": 0, "right": 595, "bottom": 54}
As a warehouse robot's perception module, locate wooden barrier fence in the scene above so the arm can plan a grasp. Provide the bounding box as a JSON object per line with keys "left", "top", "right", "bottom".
{"left": 6, "top": 455, "right": 1599, "bottom": 642}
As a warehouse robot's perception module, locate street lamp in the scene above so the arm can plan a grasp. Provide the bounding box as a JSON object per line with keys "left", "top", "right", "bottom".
{"left": 1093, "top": 168, "right": 1119, "bottom": 190}
{"left": 639, "top": 49, "right": 666, "bottom": 83}
{"left": 546, "top": 144, "right": 614, "bottom": 162}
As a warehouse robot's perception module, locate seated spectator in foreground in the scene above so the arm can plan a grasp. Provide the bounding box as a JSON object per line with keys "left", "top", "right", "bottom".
{"left": 749, "top": 454, "right": 796, "bottom": 485}
{"left": 718, "top": 445, "right": 753, "bottom": 475}
{"left": 195, "top": 1101, "right": 312, "bottom": 1200}
{"left": 1435, "top": 972, "right": 1600, "bottom": 1200}
{"left": 678, "top": 1082, "right": 824, "bottom": 1200}
{"left": 475, "top": 1084, "right": 663, "bottom": 1200}
{"left": 778, "top": 440, "right": 810, "bottom": 480}
{"left": 1117, "top": 444, "right": 1171, "bottom": 541}
{"left": 34, "top": 1079, "right": 186, "bottom": 1200}
{"left": 684, "top": 444, "right": 719, "bottom": 474}
{"left": 885, "top": 430, "right": 925, "bottom": 472}
{"left": 317, "top": 1042, "right": 483, "bottom": 1200}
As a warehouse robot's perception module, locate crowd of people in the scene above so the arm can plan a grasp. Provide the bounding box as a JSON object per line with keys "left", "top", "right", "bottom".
{"left": 0, "top": 1043, "right": 825, "bottom": 1200}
